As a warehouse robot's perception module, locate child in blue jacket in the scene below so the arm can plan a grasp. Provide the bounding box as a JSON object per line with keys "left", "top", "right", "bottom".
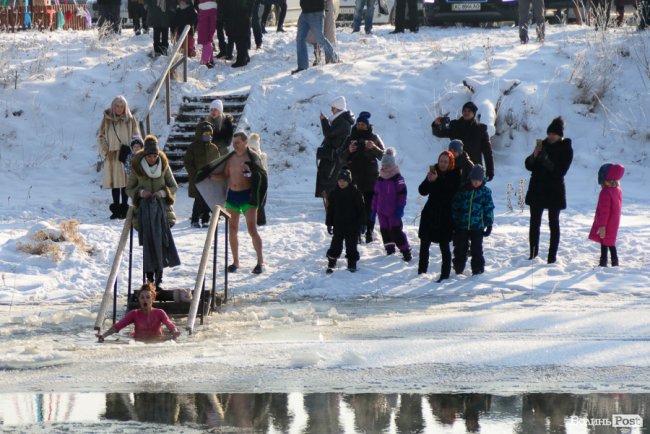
{"left": 451, "top": 165, "right": 494, "bottom": 275}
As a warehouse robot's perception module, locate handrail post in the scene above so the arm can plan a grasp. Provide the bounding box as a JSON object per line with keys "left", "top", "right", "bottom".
{"left": 183, "top": 32, "right": 188, "bottom": 82}
{"left": 112, "top": 279, "right": 117, "bottom": 324}
{"left": 211, "top": 217, "right": 217, "bottom": 311}
{"left": 224, "top": 218, "right": 229, "bottom": 304}
{"left": 165, "top": 74, "right": 171, "bottom": 125}
{"left": 127, "top": 223, "right": 133, "bottom": 303}
{"left": 146, "top": 115, "right": 151, "bottom": 137}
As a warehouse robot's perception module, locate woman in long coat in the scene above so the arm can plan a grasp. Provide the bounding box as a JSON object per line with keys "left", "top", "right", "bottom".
{"left": 97, "top": 95, "right": 140, "bottom": 219}
{"left": 126, "top": 135, "right": 180, "bottom": 290}
{"left": 524, "top": 117, "right": 573, "bottom": 264}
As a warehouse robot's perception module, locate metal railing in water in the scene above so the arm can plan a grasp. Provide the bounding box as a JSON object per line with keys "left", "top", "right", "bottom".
{"left": 141, "top": 24, "right": 191, "bottom": 136}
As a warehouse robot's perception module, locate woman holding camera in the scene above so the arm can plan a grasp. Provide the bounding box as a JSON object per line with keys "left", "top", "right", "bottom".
{"left": 97, "top": 95, "right": 141, "bottom": 219}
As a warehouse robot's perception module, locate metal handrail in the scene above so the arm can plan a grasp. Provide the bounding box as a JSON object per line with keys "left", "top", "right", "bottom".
{"left": 141, "top": 24, "right": 191, "bottom": 135}
{"left": 94, "top": 207, "right": 134, "bottom": 331}
{"left": 186, "top": 205, "right": 231, "bottom": 335}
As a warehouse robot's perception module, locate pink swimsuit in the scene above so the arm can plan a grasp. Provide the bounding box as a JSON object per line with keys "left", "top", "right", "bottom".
{"left": 113, "top": 308, "right": 176, "bottom": 340}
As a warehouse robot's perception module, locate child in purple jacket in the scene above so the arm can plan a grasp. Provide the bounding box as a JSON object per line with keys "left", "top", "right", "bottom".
{"left": 589, "top": 163, "right": 624, "bottom": 267}
{"left": 371, "top": 148, "right": 412, "bottom": 261}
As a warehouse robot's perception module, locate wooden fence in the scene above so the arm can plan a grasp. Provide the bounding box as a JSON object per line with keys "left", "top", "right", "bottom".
{"left": 0, "top": 4, "right": 91, "bottom": 31}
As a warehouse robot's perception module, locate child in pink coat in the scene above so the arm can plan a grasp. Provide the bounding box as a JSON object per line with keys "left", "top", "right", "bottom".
{"left": 589, "top": 163, "right": 625, "bottom": 267}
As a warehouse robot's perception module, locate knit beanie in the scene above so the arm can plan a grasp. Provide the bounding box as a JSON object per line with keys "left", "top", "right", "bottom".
{"left": 462, "top": 101, "right": 478, "bottom": 114}
{"left": 144, "top": 135, "right": 160, "bottom": 155}
{"left": 448, "top": 139, "right": 464, "bottom": 154}
{"left": 546, "top": 116, "right": 565, "bottom": 137}
{"left": 199, "top": 121, "right": 214, "bottom": 134}
{"left": 605, "top": 163, "right": 625, "bottom": 183}
{"left": 331, "top": 96, "right": 347, "bottom": 111}
{"left": 210, "top": 99, "right": 223, "bottom": 112}
{"left": 248, "top": 133, "right": 261, "bottom": 152}
{"left": 130, "top": 136, "right": 144, "bottom": 148}
{"left": 381, "top": 147, "right": 397, "bottom": 169}
{"left": 357, "top": 111, "right": 371, "bottom": 126}
{"left": 597, "top": 163, "right": 612, "bottom": 185}
{"left": 469, "top": 164, "right": 485, "bottom": 181}
{"left": 338, "top": 166, "right": 352, "bottom": 183}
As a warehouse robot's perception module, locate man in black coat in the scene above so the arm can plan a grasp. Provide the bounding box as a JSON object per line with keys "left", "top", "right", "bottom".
{"left": 315, "top": 96, "right": 355, "bottom": 201}
{"left": 339, "top": 111, "right": 384, "bottom": 243}
{"left": 432, "top": 101, "right": 495, "bottom": 182}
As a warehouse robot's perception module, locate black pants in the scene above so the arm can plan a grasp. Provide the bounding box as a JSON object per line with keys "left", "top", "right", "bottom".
{"left": 153, "top": 27, "right": 169, "bottom": 54}
{"left": 97, "top": 2, "right": 121, "bottom": 33}
{"left": 261, "top": 0, "right": 287, "bottom": 31}
{"left": 453, "top": 230, "right": 484, "bottom": 274}
{"left": 394, "top": 0, "right": 418, "bottom": 31}
{"left": 131, "top": 3, "right": 147, "bottom": 32}
{"left": 216, "top": 6, "right": 234, "bottom": 55}
{"left": 111, "top": 188, "right": 128, "bottom": 205}
{"left": 327, "top": 230, "right": 360, "bottom": 263}
{"left": 251, "top": 0, "right": 263, "bottom": 47}
{"left": 419, "top": 238, "right": 451, "bottom": 276}
{"left": 362, "top": 190, "right": 375, "bottom": 237}
{"left": 191, "top": 195, "right": 211, "bottom": 224}
{"left": 232, "top": 11, "right": 252, "bottom": 61}
{"left": 600, "top": 245, "right": 619, "bottom": 266}
{"left": 146, "top": 269, "right": 163, "bottom": 286}
{"left": 529, "top": 206, "right": 561, "bottom": 262}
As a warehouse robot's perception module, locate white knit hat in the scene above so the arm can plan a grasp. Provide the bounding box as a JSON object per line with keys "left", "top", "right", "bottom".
{"left": 331, "top": 96, "right": 346, "bottom": 111}
{"left": 381, "top": 147, "right": 397, "bottom": 168}
{"left": 210, "top": 99, "right": 223, "bottom": 112}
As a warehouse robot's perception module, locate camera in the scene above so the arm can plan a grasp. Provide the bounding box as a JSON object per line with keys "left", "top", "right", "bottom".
{"left": 441, "top": 116, "right": 451, "bottom": 129}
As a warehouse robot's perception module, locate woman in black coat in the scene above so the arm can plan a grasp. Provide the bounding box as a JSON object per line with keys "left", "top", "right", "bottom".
{"left": 315, "top": 96, "right": 355, "bottom": 202}
{"left": 418, "top": 150, "right": 461, "bottom": 281}
{"left": 524, "top": 117, "right": 573, "bottom": 264}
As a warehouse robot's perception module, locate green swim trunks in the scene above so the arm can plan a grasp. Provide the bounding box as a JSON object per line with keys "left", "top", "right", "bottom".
{"left": 226, "top": 189, "right": 256, "bottom": 214}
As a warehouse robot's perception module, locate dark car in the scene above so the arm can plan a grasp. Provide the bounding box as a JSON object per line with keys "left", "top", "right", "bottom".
{"left": 424, "top": 0, "right": 517, "bottom": 25}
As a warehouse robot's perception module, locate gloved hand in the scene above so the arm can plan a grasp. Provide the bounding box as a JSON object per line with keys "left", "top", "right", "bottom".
{"left": 369, "top": 210, "right": 376, "bottom": 224}
{"left": 395, "top": 207, "right": 404, "bottom": 219}
{"left": 486, "top": 175, "right": 494, "bottom": 182}
{"left": 360, "top": 225, "right": 367, "bottom": 236}
{"left": 327, "top": 225, "right": 333, "bottom": 235}
{"left": 483, "top": 225, "right": 492, "bottom": 237}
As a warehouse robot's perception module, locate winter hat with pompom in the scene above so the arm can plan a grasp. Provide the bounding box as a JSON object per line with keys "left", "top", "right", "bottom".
{"left": 381, "top": 147, "right": 397, "bottom": 169}
{"left": 130, "top": 136, "right": 144, "bottom": 149}
{"left": 144, "top": 135, "right": 159, "bottom": 155}
{"left": 356, "top": 111, "right": 371, "bottom": 126}
{"left": 338, "top": 166, "right": 352, "bottom": 184}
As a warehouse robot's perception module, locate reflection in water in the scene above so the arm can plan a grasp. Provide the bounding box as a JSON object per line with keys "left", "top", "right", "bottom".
{"left": 1, "top": 392, "right": 649, "bottom": 433}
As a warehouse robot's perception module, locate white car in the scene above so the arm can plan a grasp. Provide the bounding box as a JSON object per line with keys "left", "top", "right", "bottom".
{"left": 338, "top": 0, "right": 423, "bottom": 25}
{"left": 276, "top": 0, "right": 339, "bottom": 25}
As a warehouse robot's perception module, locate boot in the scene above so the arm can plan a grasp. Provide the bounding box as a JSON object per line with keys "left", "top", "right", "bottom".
{"left": 528, "top": 245, "right": 539, "bottom": 260}
{"left": 610, "top": 247, "right": 619, "bottom": 267}
{"left": 437, "top": 263, "right": 451, "bottom": 282}
{"left": 109, "top": 203, "right": 120, "bottom": 219}
{"left": 119, "top": 204, "right": 129, "bottom": 219}
{"left": 385, "top": 245, "right": 396, "bottom": 255}
{"left": 326, "top": 257, "right": 336, "bottom": 274}
{"left": 347, "top": 258, "right": 357, "bottom": 272}
{"left": 599, "top": 256, "right": 607, "bottom": 267}
{"left": 401, "top": 249, "right": 412, "bottom": 262}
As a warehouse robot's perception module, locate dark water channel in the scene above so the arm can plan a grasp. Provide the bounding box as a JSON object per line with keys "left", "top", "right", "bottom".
{"left": 1, "top": 392, "right": 648, "bottom": 433}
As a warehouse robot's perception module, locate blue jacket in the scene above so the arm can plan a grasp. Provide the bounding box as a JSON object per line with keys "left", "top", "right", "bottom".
{"left": 451, "top": 183, "right": 494, "bottom": 231}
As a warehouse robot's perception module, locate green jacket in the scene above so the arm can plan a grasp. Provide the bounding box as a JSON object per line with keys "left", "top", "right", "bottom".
{"left": 126, "top": 151, "right": 178, "bottom": 229}
{"left": 184, "top": 139, "right": 221, "bottom": 198}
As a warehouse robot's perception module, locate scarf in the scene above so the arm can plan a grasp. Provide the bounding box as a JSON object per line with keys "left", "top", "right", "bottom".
{"left": 379, "top": 165, "right": 401, "bottom": 180}
{"left": 141, "top": 157, "right": 162, "bottom": 179}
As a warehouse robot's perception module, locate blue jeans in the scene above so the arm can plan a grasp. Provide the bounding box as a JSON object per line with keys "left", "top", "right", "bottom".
{"left": 353, "top": 0, "right": 375, "bottom": 33}
{"left": 296, "top": 11, "right": 338, "bottom": 70}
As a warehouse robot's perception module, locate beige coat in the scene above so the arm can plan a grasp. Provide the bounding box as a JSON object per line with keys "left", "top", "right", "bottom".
{"left": 126, "top": 151, "right": 178, "bottom": 230}
{"left": 97, "top": 102, "right": 140, "bottom": 189}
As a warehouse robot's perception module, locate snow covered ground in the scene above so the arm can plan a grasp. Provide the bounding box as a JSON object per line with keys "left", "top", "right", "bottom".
{"left": 0, "top": 22, "right": 649, "bottom": 396}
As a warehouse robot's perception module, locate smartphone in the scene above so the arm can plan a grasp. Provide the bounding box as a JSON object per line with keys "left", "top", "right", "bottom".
{"left": 429, "top": 165, "right": 437, "bottom": 173}
{"left": 535, "top": 139, "right": 543, "bottom": 147}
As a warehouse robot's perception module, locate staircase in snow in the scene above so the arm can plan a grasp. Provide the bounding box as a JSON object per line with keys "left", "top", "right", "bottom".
{"left": 163, "top": 93, "right": 249, "bottom": 184}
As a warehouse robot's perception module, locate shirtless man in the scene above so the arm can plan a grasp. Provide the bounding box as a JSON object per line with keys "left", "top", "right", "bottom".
{"left": 210, "top": 132, "right": 265, "bottom": 274}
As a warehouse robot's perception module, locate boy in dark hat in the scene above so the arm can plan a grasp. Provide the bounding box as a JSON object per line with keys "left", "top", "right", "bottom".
{"left": 432, "top": 101, "right": 495, "bottom": 182}
{"left": 325, "top": 167, "right": 366, "bottom": 273}
{"left": 448, "top": 139, "right": 474, "bottom": 184}
{"left": 184, "top": 122, "right": 221, "bottom": 228}
{"left": 451, "top": 164, "right": 494, "bottom": 276}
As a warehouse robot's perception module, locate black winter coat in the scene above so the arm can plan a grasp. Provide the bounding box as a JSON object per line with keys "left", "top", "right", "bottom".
{"left": 326, "top": 185, "right": 366, "bottom": 235}
{"left": 432, "top": 118, "right": 495, "bottom": 179}
{"left": 339, "top": 126, "right": 385, "bottom": 193}
{"left": 315, "top": 111, "right": 355, "bottom": 197}
{"left": 524, "top": 138, "right": 573, "bottom": 210}
{"left": 418, "top": 167, "right": 460, "bottom": 242}
{"left": 300, "top": 0, "right": 325, "bottom": 13}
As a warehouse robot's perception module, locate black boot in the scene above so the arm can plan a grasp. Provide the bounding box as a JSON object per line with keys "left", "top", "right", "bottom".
{"left": 347, "top": 259, "right": 357, "bottom": 272}
{"left": 119, "top": 204, "right": 129, "bottom": 219}
{"left": 109, "top": 203, "right": 120, "bottom": 219}
{"left": 437, "top": 262, "right": 451, "bottom": 282}
{"left": 401, "top": 249, "right": 412, "bottom": 262}
{"left": 610, "top": 246, "right": 619, "bottom": 266}
{"left": 528, "top": 245, "right": 538, "bottom": 260}
{"left": 326, "top": 257, "right": 336, "bottom": 274}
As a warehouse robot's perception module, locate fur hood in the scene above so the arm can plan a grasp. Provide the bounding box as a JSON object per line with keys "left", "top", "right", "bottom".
{"left": 131, "top": 150, "right": 170, "bottom": 177}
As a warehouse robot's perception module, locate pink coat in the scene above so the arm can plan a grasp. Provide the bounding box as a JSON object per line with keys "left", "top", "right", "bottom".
{"left": 589, "top": 164, "right": 624, "bottom": 246}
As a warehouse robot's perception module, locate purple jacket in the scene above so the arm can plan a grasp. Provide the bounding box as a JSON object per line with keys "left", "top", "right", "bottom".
{"left": 372, "top": 168, "right": 407, "bottom": 216}
{"left": 589, "top": 164, "right": 624, "bottom": 246}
